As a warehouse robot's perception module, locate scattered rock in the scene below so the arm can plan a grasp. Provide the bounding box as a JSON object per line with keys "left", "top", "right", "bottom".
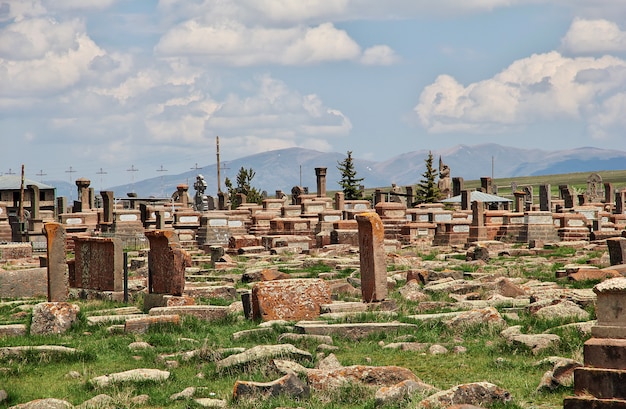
{"left": 233, "top": 372, "right": 310, "bottom": 400}
{"left": 90, "top": 368, "right": 170, "bottom": 388}
{"left": 445, "top": 307, "right": 506, "bottom": 328}
{"left": 9, "top": 398, "right": 74, "bottom": 409}
{"left": 307, "top": 365, "right": 418, "bottom": 390}
{"left": 429, "top": 344, "right": 449, "bottom": 355}
{"left": 501, "top": 326, "right": 560, "bottom": 354}
{"left": 375, "top": 379, "right": 438, "bottom": 407}
{"left": 533, "top": 300, "right": 589, "bottom": 321}
{"left": 399, "top": 280, "right": 429, "bottom": 302}
{"left": 76, "top": 394, "right": 113, "bottom": 409}
{"left": 216, "top": 344, "right": 312, "bottom": 371}
{"left": 30, "top": 302, "right": 80, "bottom": 335}
{"left": 419, "top": 381, "right": 511, "bottom": 408}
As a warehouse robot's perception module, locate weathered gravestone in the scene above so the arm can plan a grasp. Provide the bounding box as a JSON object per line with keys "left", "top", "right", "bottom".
{"left": 607, "top": 237, "right": 626, "bottom": 266}
{"left": 43, "top": 222, "right": 68, "bottom": 302}
{"left": 145, "top": 230, "right": 191, "bottom": 296}
{"left": 355, "top": 212, "right": 387, "bottom": 302}
{"left": 72, "top": 236, "right": 123, "bottom": 293}
{"left": 251, "top": 278, "right": 331, "bottom": 321}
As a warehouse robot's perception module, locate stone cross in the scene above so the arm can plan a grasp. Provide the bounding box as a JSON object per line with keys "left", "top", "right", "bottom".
{"left": 355, "top": 212, "right": 387, "bottom": 303}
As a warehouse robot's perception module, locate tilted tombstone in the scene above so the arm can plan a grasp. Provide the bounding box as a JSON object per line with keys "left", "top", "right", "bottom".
{"left": 145, "top": 230, "right": 191, "bottom": 296}
{"left": 355, "top": 212, "right": 387, "bottom": 303}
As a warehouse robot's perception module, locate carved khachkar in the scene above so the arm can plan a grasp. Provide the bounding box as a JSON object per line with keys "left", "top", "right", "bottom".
{"left": 193, "top": 174, "right": 208, "bottom": 211}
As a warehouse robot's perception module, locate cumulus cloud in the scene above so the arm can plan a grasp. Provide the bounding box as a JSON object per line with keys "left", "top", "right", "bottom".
{"left": 561, "top": 18, "right": 626, "bottom": 54}
{"left": 155, "top": 21, "right": 364, "bottom": 66}
{"left": 360, "top": 45, "right": 400, "bottom": 65}
{"left": 415, "top": 51, "right": 626, "bottom": 138}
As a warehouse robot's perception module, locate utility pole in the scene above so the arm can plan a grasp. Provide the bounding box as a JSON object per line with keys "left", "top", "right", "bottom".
{"left": 216, "top": 136, "right": 221, "bottom": 193}
{"left": 126, "top": 165, "right": 138, "bottom": 193}
{"left": 19, "top": 164, "right": 25, "bottom": 240}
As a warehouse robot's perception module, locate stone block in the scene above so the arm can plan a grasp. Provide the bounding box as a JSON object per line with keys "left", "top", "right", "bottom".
{"left": 585, "top": 338, "right": 626, "bottom": 370}
{"left": 564, "top": 396, "right": 626, "bottom": 409}
{"left": 124, "top": 314, "right": 180, "bottom": 334}
{"left": 251, "top": 278, "right": 331, "bottom": 321}
{"left": 73, "top": 236, "right": 123, "bottom": 291}
{"left": 608, "top": 238, "right": 626, "bottom": 266}
{"left": 0, "top": 268, "right": 47, "bottom": 298}
{"left": 574, "top": 367, "right": 626, "bottom": 399}
{"left": 149, "top": 305, "right": 229, "bottom": 321}
{"left": 44, "top": 222, "right": 68, "bottom": 302}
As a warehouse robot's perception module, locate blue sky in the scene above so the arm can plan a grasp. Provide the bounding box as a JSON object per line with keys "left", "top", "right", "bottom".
{"left": 2, "top": 0, "right": 626, "bottom": 187}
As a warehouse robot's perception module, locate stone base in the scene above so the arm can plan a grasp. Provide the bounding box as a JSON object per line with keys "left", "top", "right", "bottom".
{"left": 592, "top": 326, "right": 626, "bottom": 339}
{"left": 564, "top": 396, "right": 626, "bottom": 409}
{"left": 585, "top": 338, "right": 626, "bottom": 370}
{"left": 574, "top": 367, "right": 626, "bottom": 399}
{"left": 69, "top": 288, "right": 125, "bottom": 302}
{"left": 143, "top": 293, "right": 194, "bottom": 311}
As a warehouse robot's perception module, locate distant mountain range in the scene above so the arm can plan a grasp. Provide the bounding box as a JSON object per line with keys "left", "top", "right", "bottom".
{"left": 45, "top": 143, "right": 626, "bottom": 199}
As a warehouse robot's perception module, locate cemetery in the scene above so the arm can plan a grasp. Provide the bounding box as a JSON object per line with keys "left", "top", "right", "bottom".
{"left": 1, "top": 165, "right": 626, "bottom": 408}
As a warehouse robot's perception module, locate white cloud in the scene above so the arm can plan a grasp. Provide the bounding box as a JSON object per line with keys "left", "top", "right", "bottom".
{"left": 155, "top": 21, "right": 363, "bottom": 66}
{"left": 415, "top": 51, "right": 626, "bottom": 138}
{"left": 360, "top": 45, "right": 400, "bottom": 66}
{"left": 561, "top": 18, "right": 626, "bottom": 54}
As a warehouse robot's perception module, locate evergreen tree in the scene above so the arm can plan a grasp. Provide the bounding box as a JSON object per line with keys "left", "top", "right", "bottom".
{"left": 224, "top": 166, "right": 262, "bottom": 209}
{"left": 337, "top": 151, "right": 364, "bottom": 200}
{"left": 415, "top": 151, "right": 441, "bottom": 204}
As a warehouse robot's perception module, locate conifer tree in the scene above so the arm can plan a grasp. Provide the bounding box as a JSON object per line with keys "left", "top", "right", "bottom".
{"left": 337, "top": 151, "right": 364, "bottom": 200}
{"left": 415, "top": 151, "right": 441, "bottom": 204}
{"left": 224, "top": 166, "right": 262, "bottom": 208}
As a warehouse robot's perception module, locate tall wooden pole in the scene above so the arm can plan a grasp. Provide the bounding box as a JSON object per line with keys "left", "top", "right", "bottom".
{"left": 19, "top": 164, "right": 25, "bottom": 239}
{"left": 216, "top": 136, "right": 221, "bottom": 193}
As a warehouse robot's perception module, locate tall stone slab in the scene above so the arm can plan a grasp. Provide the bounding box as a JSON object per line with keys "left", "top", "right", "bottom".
{"left": 145, "top": 230, "right": 191, "bottom": 296}
{"left": 452, "top": 177, "right": 464, "bottom": 197}
{"left": 73, "top": 236, "right": 123, "bottom": 291}
{"left": 251, "top": 278, "right": 331, "bottom": 321}
{"left": 539, "top": 184, "right": 551, "bottom": 212}
{"left": 355, "top": 212, "right": 387, "bottom": 302}
{"left": 43, "top": 222, "right": 68, "bottom": 302}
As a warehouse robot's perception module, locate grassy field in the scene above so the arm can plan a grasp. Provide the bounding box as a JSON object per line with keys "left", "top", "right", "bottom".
{"left": 0, "top": 246, "right": 599, "bottom": 409}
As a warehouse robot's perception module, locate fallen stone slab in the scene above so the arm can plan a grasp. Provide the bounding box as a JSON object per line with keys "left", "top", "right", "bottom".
{"left": 533, "top": 300, "right": 590, "bottom": 321}
{"left": 149, "top": 305, "right": 230, "bottom": 321}
{"left": 319, "top": 311, "right": 398, "bottom": 321}
{"left": 233, "top": 372, "right": 310, "bottom": 400}
{"left": 294, "top": 321, "right": 417, "bottom": 340}
{"left": 501, "top": 326, "right": 560, "bottom": 354}
{"left": 0, "top": 345, "right": 78, "bottom": 359}
{"left": 124, "top": 314, "right": 180, "bottom": 334}
{"left": 319, "top": 301, "right": 368, "bottom": 314}
{"left": 0, "top": 324, "right": 27, "bottom": 337}
{"left": 183, "top": 285, "right": 237, "bottom": 300}
{"left": 445, "top": 307, "right": 506, "bottom": 328}
{"left": 277, "top": 333, "right": 333, "bottom": 345}
{"left": 194, "top": 398, "right": 227, "bottom": 408}
{"left": 382, "top": 342, "right": 429, "bottom": 352}
{"left": 406, "top": 311, "right": 465, "bottom": 322}
{"left": 8, "top": 398, "right": 74, "bottom": 408}
{"left": 231, "top": 327, "right": 275, "bottom": 341}
{"left": 419, "top": 382, "right": 511, "bottom": 408}
{"left": 85, "top": 306, "right": 143, "bottom": 316}
{"left": 307, "top": 365, "right": 418, "bottom": 390}
{"left": 216, "top": 344, "right": 312, "bottom": 371}
{"left": 90, "top": 368, "right": 170, "bottom": 388}
{"left": 87, "top": 314, "right": 147, "bottom": 326}
{"left": 77, "top": 393, "right": 113, "bottom": 409}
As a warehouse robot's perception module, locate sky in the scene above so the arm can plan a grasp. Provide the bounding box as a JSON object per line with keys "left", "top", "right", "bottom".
{"left": 2, "top": 0, "right": 626, "bottom": 188}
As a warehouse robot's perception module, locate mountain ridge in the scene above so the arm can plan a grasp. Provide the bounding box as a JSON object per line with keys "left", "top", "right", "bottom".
{"left": 44, "top": 143, "right": 626, "bottom": 199}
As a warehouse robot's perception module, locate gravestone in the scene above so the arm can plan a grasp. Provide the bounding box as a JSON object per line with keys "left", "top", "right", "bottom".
{"left": 145, "top": 230, "right": 191, "bottom": 296}
{"left": 560, "top": 185, "right": 575, "bottom": 209}
{"left": 43, "top": 222, "right": 68, "bottom": 302}
{"left": 605, "top": 182, "right": 614, "bottom": 206}
{"left": 514, "top": 191, "right": 525, "bottom": 213}
{"left": 452, "top": 177, "right": 464, "bottom": 197}
{"left": 72, "top": 236, "right": 123, "bottom": 292}
{"left": 587, "top": 173, "right": 604, "bottom": 203}
{"left": 355, "top": 212, "right": 387, "bottom": 302}
{"left": 461, "top": 190, "right": 471, "bottom": 211}
{"left": 539, "top": 184, "right": 551, "bottom": 212}
{"left": 480, "top": 177, "right": 492, "bottom": 194}
{"left": 607, "top": 238, "right": 626, "bottom": 266}
{"left": 523, "top": 186, "right": 533, "bottom": 211}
